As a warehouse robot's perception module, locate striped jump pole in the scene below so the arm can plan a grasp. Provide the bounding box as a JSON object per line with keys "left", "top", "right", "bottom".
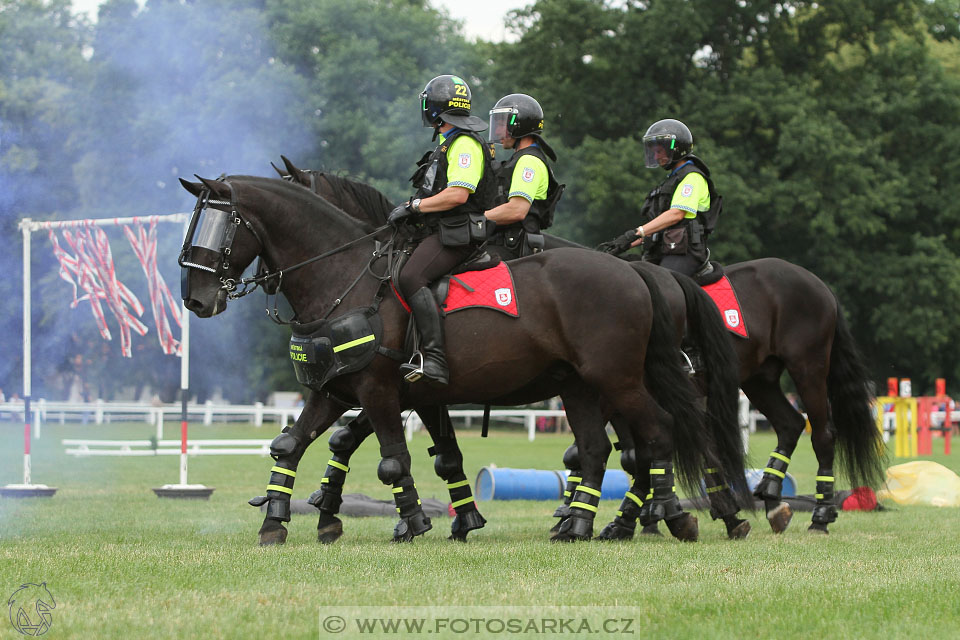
{"left": 2, "top": 219, "right": 57, "bottom": 498}
{"left": 153, "top": 214, "right": 213, "bottom": 499}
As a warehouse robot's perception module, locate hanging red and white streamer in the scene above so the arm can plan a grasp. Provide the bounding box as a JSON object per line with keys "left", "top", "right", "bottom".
{"left": 124, "top": 221, "right": 182, "bottom": 355}
{"left": 48, "top": 226, "right": 148, "bottom": 357}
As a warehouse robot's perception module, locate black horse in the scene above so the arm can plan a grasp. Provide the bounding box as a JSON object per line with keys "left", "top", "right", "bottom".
{"left": 273, "top": 158, "right": 754, "bottom": 540}
{"left": 179, "top": 175, "right": 748, "bottom": 544}
{"left": 275, "top": 157, "right": 885, "bottom": 535}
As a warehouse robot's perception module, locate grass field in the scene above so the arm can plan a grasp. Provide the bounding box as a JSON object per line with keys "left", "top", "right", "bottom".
{"left": 2, "top": 419, "right": 959, "bottom": 639}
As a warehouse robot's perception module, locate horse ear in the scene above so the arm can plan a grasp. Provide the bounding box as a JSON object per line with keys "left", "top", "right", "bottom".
{"left": 281, "top": 155, "right": 309, "bottom": 185}
{"left": 271, "top": 161, "right": 288, "bottom": 179}
{"left": 179, "top": 177, "right": 204, "bottom": 197}
{"left": 196, "top": 175, "right": 231, "bottom": 199}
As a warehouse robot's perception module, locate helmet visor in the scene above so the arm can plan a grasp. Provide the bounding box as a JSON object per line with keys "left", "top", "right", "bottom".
{"left": 643, "top": 134, "right": 676, "bottom": 169}
{"left": 488, "top": 107, "right": 515, "bottom": 143}
{"left": 420, "top": 91, "right": 434, "bottom": 127}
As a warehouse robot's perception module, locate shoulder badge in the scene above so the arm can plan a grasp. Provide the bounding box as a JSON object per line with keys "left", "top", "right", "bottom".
{"left": 681, "top": 183, "right": 694, "bottom": 198}
{"left": 458, "top": 153, "right": 471, "bottom": 169}
{"left": 522, "top": 167, "right": 535, "bottom": 183}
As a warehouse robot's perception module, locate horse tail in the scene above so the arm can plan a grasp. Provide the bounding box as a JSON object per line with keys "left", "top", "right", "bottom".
{"left": 669, "top": 271, "right": 753, "bottom": 508}
{"left": 632, "top": 267, "right": 708, "bottom": 497}
{"left": 828, "top": 297, "right": 888, "bottom": 489}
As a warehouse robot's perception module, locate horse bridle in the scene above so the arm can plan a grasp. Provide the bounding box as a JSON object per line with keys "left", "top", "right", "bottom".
{"left": 180, "top": 177, "right": 395, "bottom": 322}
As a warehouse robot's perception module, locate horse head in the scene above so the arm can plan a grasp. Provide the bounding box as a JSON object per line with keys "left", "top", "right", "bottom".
{"left": 178, "top": 176, "right": 269, "bottom": 317}
{"left": 179, "top": 173, "right": 380, "bottom": 321}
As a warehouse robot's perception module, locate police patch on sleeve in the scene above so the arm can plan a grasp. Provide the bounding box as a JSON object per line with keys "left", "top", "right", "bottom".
{"left": 681, "top": 183, "right": 694, "bottom": 197}
{"left": 458, "top": 153, "right": 472, "bottom": 169}
{"left": 522, "top": 167, "right": 535, "bottom": 182}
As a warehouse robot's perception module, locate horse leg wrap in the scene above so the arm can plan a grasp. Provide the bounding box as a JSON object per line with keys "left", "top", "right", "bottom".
{"left": 555, "top": 482, "right": 601, "bottom": 541}
{"left": 392, "top": 477, "right": 432, "bottom": 542}
{"left": 754, "top": 448, "right": 791, "bottom": 500}
{"left": 703, "top": 468, "right": 738, "bottom": 520}
{"left": 640, "top": 461, "right": 684, "bottom": 525}
{"left": 248, "top": 461, "right": 297, "bottom": 522}
{"left": 811, "top": 470, "right": 838, "bottom": 526}
{"left": 554, "top": 471, "right": 581, "bottom": 519}
{"left": 306, "top": 421, "right": 371, "bottom": 515}
{"left": 552, "top": 444, "right": 581, "bottom": 519}
{"left": 597, "top": 487, "right": 644, "bottom": 540}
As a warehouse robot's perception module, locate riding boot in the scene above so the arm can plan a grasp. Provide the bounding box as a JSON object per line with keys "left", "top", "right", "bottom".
{"left": 401, "top": 287, "right": 449, "bottom": 385}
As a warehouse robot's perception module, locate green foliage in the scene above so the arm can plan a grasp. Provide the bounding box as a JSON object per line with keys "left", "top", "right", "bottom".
{"left": 4, "top": 0, "right": 960, "bottom": 398}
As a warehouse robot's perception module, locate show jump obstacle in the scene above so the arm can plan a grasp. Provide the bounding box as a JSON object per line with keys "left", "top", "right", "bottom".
{"left": 1, "top": 214, "right": 212, "bottom": 499}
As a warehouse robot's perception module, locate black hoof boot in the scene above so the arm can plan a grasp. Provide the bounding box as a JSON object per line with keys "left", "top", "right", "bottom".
{"left": 596, "top": 516, "right": 636, "bottom": 541}
{"left": 639, "top": 524, "right": 663, "bottom": 536}
{"left": 808, "top": 522, "right": 830, "bottom": 534}
{"left": 725, "top": 518, "right": 751, "bottom": 540}
{"left": 392, "top": 509, "right": 432, "bottom": 543}
{"left": 317, "top": 513, "right": 343, "bottom": 544}
{"left": 549, "top": 517, "right": 568, "bottom": 539}
{"left": 258, "top": 521, "right": 288, "bottom": 546}
{"left": 552, "top": 515, "right": 593, "bottom": 542}
{"left": 449, "top": 509, "right": 486, "bottom": 542}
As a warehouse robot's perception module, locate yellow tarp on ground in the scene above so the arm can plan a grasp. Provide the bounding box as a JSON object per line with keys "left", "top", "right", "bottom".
{"left": 877, "top": 461, "right": 960, "bottom": 507}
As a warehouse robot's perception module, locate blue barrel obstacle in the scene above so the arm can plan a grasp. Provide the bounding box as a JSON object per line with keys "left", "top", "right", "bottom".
{"left": 475, "top": 467, "right": 796, "bottom": 500}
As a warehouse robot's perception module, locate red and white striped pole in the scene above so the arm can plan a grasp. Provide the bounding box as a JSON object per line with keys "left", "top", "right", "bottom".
{"left": 2, "top": 218, "right": 56, "bottom": 497}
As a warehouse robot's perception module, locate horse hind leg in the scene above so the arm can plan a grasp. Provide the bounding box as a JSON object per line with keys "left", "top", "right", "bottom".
{"left": 418, "top": 406, "right": 486, "bottom": 542}
{"left": 742, "top": 374, "right": 806, "bottom": 534}
{"left": 305, "top": 412, "right": 375, "bottom": 543}
{"left": 791, "top": 371, "right": 838, "bottom": 534}
{"left": 703, "top": 462, "right": 751, "bottom": 540}
{"left": 552, "top": 387, "right": 611, "bottom": 542}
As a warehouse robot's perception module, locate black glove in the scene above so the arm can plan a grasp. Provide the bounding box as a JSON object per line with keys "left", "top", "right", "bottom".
{"left": 596, "top": 229, "right": 640, "bottom": 255}
{"left": 387, "top": 202, "right": 413, "bottom": 225}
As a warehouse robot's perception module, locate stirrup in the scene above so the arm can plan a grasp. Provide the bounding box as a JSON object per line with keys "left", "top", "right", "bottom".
{"left": 401, "top": 351, "right": 425, "bottom": 383}
{"left": 680, "top": 349, "right": 696, "bottom": 377}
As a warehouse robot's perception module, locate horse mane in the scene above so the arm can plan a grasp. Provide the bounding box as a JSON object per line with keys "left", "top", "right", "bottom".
{"left": 310, "top": 172, "right": 394, "bottom": 226}
{"left": 227, "top": 174, "right": 377, "bottom": 233}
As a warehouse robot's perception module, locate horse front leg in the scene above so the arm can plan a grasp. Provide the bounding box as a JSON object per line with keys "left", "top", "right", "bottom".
{"left": 548, "top": 441, "right": 582, "bottom": 538}
{"left": 417, "top": 406, "right": 486, "bottom": 541}
{"left": 248, "top": 392, "right": 348, "bottom": 546}
{"left": 357, "top": 381, "right": 432, "bottom": 542}
{"left": 306, "top": 412, "right": 375, "bottom": 543}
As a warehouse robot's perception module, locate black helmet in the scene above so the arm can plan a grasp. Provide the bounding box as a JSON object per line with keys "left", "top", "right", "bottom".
{"left": 642, "top": 118, "right": 693, "bottom": 170}
{"left": 488, "top": 93, "right": 545, "bottom": 143}
{"left": 420, "top": 74, "right": 487, "bottom": 132}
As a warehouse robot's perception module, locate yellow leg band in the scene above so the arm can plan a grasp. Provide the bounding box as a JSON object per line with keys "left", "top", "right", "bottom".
{"left": 266, "top": 484, "right": 293, "bottom": 495}
{"left": 624, "top": 491, "right": 643, "bottom": 508}
{"left": 271, "top": 466, "right": 296, "bottom": 477}
{"left": 451, "top": 496, "right": 474, "bottom": 508}
{"left": 567, "top": 476, "right": 582, "bottom": 484}
{"left": 816, "top": 475, "right": 835, "bottom": 482}
{"left": 569, "top": 501, "right": 598, "bottom": 513}
{"left": 446, "top": 480, "right": 469, "bottom": 489}
{"left": 650, "top": 468, "right": 667, "bottom": 475}
{"left": 764, "top": 467, "right": 786, "bottom": 479}
{"left": 577, "top": 486, "right": 602, "bottom": 498}
{"left": 327, "top": 460, "right": 349, "bottom": 473}
{"left": 770, "top": 451, "right": 791, "bottom": 464}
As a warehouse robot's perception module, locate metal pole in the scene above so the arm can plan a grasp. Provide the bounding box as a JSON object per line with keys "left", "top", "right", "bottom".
{"left": 22, "top": 220, "right": 32, "bottom": 485}
{"left": 179, "top": 216, "right": 191, "bottom": 486}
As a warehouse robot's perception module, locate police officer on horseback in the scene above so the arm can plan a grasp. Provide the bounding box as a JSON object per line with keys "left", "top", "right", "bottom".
{"left": 630, "top": 118, "right": 721, "bottom": 277}
{"left": 483, "top": 93, "right": 564, "bottom": 260}
{"left": 387, "top": 74, "right": 497, "bottom": 385}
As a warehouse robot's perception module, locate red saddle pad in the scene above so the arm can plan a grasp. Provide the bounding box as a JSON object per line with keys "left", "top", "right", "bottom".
{"left": 701, "top": 275, "right": 748, "bottom": 338}
{"left": 442, "top": 261, "right": 519, "bottom": 317}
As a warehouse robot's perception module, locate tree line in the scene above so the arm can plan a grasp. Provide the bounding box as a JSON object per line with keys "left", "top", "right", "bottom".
{"left": 2, "top": 0, "right": 959, "bottom": 400}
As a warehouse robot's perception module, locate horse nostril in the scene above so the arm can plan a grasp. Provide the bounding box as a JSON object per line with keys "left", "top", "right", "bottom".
{"left": 184, "top": 298, "right": 204, "bottom": 313}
